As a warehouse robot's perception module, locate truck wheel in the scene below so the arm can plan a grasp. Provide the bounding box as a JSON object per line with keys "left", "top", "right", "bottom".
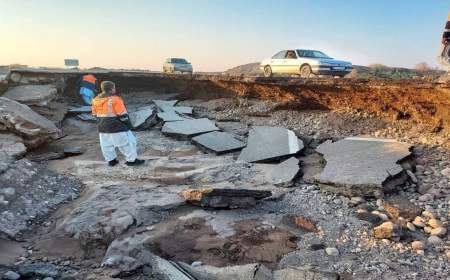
{"left": 300, "top": 64, "right": 312, "bottom": 78}
{"left": 263, "top": 66, "right": 273, "bottom": 77}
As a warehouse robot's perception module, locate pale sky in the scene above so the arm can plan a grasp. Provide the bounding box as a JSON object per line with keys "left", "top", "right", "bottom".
{"left": 0, "top": 0, "right": 449, "bottom": 71}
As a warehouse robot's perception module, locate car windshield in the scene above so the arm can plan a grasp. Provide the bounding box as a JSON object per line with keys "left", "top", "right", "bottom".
{"left": 296, "top": 50, "right": 331, "bottom": 59}
{"left": 171, "top": 58, "right": 189, "bottom": 64}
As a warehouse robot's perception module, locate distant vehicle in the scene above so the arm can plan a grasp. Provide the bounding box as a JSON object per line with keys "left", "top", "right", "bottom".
{"left": 163, "top": 58, "right": 193, "bottom": 74}
{"left": 260, "top": 49, "right": 353, "bottom": 78}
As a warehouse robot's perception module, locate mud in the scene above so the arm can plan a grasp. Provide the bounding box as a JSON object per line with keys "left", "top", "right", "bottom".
{"left": 148, "top": 218, "right": 298, "bottom": 268}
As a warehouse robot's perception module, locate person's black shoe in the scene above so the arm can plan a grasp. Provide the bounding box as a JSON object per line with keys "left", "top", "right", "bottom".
{"left": 125, "top": 159, "right": 145, "bottom": 166}
{"left": 108, "top": 159, "right": 119, "bottom": 166}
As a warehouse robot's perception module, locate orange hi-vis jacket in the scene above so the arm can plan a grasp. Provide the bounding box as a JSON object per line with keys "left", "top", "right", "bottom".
{"left": 92, "top": 95, "right": 131, "bottom": 133}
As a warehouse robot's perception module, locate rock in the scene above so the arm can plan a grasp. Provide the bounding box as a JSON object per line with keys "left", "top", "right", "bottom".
{"left": 373, "top": 221, "right": 403, "bottom": 239}
{"left": 406, "top": 222, "right": 416, "bottom": 231}
{"left": 63, "top": 147, "right": 83, "bottom": 156}
{"left": 313, "top": 137, "right": 412, "bottom": 197}
{"left": 413, "top": 216, "right": 426, "bottom": 228}
{"left": 162, "top": 118, "right": 219, "bottom": 139}
{"left": 419, "top": 194, "right": 433, "bottom": 202}
{"left": 441, "top": 167, "right": 450, "bottom": 179}
{"left": 3, "top": 85, "right": 57, "bottom": 106}
{"left": 424, "top": 226, "right": 432, "bottom": 234}
{"left": 411, "top": 241, "right": 424, "bottom": 250}
{"left": 0, "top": 97, "right": 61, "bottom": 148}
{"left": 356, "top": 212, "right": 382, "bottom": 224}
{"left": 422, "top": 210, "right": 435, "bottom": 219}
{"left": 406, "top": 170, "right": 418, "bottom": 183}
{"left": 282, "top": 214, "right": 317, "bottom": 232}
{"left": 102, "top": 233, "right": 156, "bottom": 273}
{"left": 179, "top": 188, "right": 271, "bottom": 209}
{"left": 371, "top": 210, "right": 389, "bottom": 221}
{"left": 0, "top": 133, "right": 27, "bottom": 158}
{"left": 192, "top": 131, "right": 246, "bottom": 154}
{"left": 430, "top": 227, "right": 447, "bottom": 237}
{"left": 2, "top": 271, "right": 20, "bottom": 280}
{"left": 428, "top": 218, "right": 443, "bottom": 229}
{"left": 0, "top": 187, "right": 15, "bottom": 197}
{"left": 191, "top": 261, "right": 202, "bottom": 267}
{"left": 350, "top": 196, "right": 366, "bottom": 205}
{"left": 270, "top": 157, "right": 301, "bottom": 187}
{"left": 16, "top": 263, "right": 59, "bottom": 278}
{"left": 325, "top": 247, "right": 340, "bottom": 256}
{"left": 427, "top": 235, "right": 443, "bottom": 245}
{"left": 129, "top": 106, "right": 156, "bottom": 129}
{"left": 383, "top": 195, "right": 422, "bottom": 220}
{"left": 238, "top": 126, "right": 303, "bottom": 163}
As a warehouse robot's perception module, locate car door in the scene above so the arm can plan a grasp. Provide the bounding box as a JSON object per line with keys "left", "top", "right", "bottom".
{"left": 283, "top": 50, "right": 299, "bottom": 73}
{"left": 270, "top": 51, "right": 287, "bottom": 73}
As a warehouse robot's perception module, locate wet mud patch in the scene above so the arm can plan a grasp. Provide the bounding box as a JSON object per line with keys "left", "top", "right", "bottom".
{"left": 147, "top": 218, "right": 299, "bottom": 268}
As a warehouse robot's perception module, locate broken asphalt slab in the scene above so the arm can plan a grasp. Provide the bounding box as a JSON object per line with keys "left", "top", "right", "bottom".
{"left": 270, "top": 157, "right": 301, "bottom": 187}
{"left": 129, "top": 106, "right": 156, "bottom": 129}
{"left": 0, "top": 97, "right": 62, "bottom": 148}
{"left": 179, "top": 188, "right": 272, "bottom": 208}
{"left": 153, "top": 99, "right": 193, "bottom": 114}
{"left": 157, "top": 111, "right": 188, "bottom": 122}
{"left": 162, "top": 118, "right": 219, "bottom": 139}
{"left": 313, "top": 137, "right": 413, "bottom": 197}
{"left": 238, "top": 126, "right": 304, "bottom": 163}
{"left": 3, "top": 84, "right": 57, "bottom": 107}
{"left": 192, "top": 131, "right": 246, "bottom": 154}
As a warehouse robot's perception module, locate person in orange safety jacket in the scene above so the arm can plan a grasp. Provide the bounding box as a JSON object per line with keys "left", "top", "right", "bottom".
{"left": 91, "top": 81, "right": 144, "bottom": 166}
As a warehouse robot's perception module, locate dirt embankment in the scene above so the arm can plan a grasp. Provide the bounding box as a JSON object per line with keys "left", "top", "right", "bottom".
{"left": 8, "top": 71, "right": 450, "bottom": 131}
{"left": 201, "top": 77, "right": 450, "bottom": 131}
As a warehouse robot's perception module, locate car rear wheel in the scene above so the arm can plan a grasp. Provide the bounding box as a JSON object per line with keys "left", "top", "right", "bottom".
{"left": 300, "top": 64, "right": 312, "bottom": 78}
{"left": 263, "top": 66, "right": 273, "bottom": 77}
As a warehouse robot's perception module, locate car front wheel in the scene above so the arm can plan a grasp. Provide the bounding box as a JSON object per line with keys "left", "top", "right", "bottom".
{"left": 263, "top": 66, "right": 272, "bottom": 77}
{"left": 300, "top": 64, "right": 312, "bottom": 78}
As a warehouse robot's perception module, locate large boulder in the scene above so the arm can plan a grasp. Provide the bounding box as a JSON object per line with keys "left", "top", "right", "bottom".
{"left": 3, "top": 84, "right": 57, "bottom": 106}
{"left": 0, "top": 97, "right": 61, "bottom": 148}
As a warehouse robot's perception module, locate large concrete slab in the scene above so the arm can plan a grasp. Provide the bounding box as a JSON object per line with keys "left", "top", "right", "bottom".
{"left": 192, "top": 131, "right": 246, "bottom": 154}
{"left": 238, "top": 126, "right": 303, "bottom": 163}
{"left": 3, "top": 85, "right": 57, "bottom": 106}
{"left": 314, "top": 137, "right": 412, "bottom": 197}
{"left": 160, "top": 105, "right": 193, "bottom": 115}
{"left": 271, "top": 157, "right": 300, "bottom": 187}
{"left": 162, "top": 118, "right": 219, "bottom": 138}
{"left": 129, "top": 106, "right": 155, "bottom": 129}
{"left": 0, "top": 97, "right": 61, "bottom": 148}
{"left": 157, "top": 111, "right": 188, "bottom": 122}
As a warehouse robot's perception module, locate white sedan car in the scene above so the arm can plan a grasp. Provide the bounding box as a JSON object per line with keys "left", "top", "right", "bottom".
{"left": 163, "top": 58, "right": 193, "bottom": 74}
{"left": 260, "top": 49, "right": 353, "bottom": 78}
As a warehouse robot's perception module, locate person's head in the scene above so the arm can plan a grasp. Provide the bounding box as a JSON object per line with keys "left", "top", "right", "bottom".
{"left": 101, "top": 81, "right": 116, "bottom": 95}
